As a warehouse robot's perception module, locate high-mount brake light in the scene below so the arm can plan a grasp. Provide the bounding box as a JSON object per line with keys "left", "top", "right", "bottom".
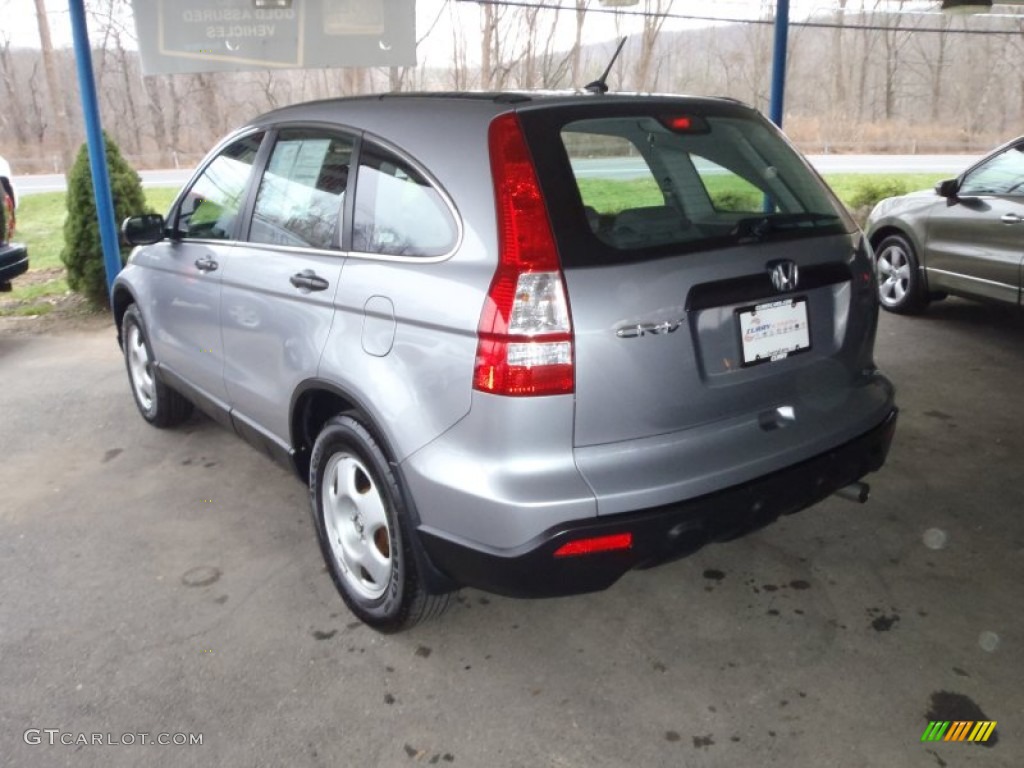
{"left": 554, "top": 533, "right": 634, "bottom": 558}
{"left": 474, "top": 113, "right": 574, "bottom": 397}
{"left": 659, "top": 115, "right": 710, "bottom": 134}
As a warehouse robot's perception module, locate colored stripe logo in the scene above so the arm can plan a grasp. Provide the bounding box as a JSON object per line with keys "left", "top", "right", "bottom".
{"left": 921, "top": 721, "right": 997, "bottom": 743}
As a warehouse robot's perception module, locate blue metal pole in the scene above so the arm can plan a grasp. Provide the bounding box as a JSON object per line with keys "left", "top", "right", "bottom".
{"left": 68, "top": 0, "right": 122, "bottom": 304}
{"left": 769, "top": 0, "right": 790, "bottom": 127}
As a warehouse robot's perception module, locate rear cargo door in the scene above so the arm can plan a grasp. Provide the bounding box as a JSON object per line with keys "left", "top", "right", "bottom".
{"left": 522, "top": 105, "right": 873, "bottom": 450}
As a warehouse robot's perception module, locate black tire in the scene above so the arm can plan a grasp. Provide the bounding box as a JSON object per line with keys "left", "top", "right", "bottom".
{"left": 875, "top": 233, "right": 928, "bottom": 315}
{"left": 121, "top": 304, "right": 193, "bottom": 427}
{"left": 310, "top": 413, "right": 451, "bottom": 632}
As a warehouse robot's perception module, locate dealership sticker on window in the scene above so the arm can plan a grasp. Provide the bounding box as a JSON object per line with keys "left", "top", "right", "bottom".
{"left": 737, "top": 298, "right": 811, "bottom": 366}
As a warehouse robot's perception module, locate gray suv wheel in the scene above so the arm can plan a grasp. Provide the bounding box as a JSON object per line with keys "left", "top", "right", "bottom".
{"left": 310, "top": 414, "right": 451, "bottom": 632}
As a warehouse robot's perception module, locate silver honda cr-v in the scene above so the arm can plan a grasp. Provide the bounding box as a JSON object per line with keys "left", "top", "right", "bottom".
{"left": 116, "top": 92, "right": 897, "bottom": 632}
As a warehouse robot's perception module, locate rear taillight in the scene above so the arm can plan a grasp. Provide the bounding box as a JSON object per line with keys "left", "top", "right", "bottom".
{"left": 473, "top": 112, "right": 574, "bottom": 397}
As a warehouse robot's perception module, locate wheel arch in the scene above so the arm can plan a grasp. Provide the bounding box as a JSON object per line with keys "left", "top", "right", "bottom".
{"left": 292, "top": 378, "right": 459, "bottom": 595}
{"left": 289, "top": 379, "right": 403, "bottom": 488}
{"left": 111, "top": 283, "right": 138, "bottom": 349}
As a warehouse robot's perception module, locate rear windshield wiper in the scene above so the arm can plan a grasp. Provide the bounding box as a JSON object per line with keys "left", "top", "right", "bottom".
{"left": 731, "top": 212, "right": 841, "bottom": 241}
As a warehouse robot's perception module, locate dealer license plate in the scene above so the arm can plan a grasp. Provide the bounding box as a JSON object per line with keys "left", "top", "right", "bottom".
{"left": 737, "top": 298, "right": 811, "bottom": 366}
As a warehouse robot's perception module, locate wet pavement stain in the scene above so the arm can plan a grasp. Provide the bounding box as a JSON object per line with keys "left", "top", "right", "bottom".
{"left": 762, "top": 584, "right": 779, "bottom": 592}
{"left": 415, "top": 645, "right": 432, "bottom": 658}
{"left": 952, "top": 667, "right": 969, "bottom": 677}
{"left": 692, "top": 735, "right": 714, "bottom": 749}
{"left": 311, "top": 629, "right": 336, "bottom": 640}
{"left": 181, "top": 566, "right": 221, "bottom": 587}
{"left": 925, "top": 691, "right": 998, "bottom": 747}
{"left": 214, "top": 595, "right": 228, "bottom": 604}
{"left": 924, "top": 410, "right": 954, "bottom": 421}
{"left": 384, "top": 693, "right": 396, "bottom": 705}
{"left": 664, "top": 731, "right": 681, "bottom": 742}
{"left": 790, "top": 579, "right": 811, "bottom": 590}
{"left": 871, "top": 614, "right": 899, "bottom": 631}
{"left": 703, "top": 569, "right": 726, "bottom": 581}
{"left": 867, "top": 606, "right": 900, "bottom": 631}
{"left": 102, "top": 448, "right": 122, "bottom": 463}
{"left": 181, "top": 458, "right": 193, "bottom": 466}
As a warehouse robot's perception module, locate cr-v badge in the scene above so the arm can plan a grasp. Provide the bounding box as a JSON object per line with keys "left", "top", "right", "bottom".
{"left": 616, "top": 318, "right": 685, "bottom": 338}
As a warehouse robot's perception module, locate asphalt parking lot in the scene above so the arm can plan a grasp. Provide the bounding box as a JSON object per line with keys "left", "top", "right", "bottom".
{"left": 1, "top": 300, "right": 1021, "bottom": 768}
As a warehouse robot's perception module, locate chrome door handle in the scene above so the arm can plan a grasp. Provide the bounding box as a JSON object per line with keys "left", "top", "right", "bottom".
{"left": 194, "top": 256, "right": 218, "bottom": 272}
{"left": 1000, "top": 213, "right": 1022, "bottom": 224}
{"left": 289, "top": 270, "right": 329, "bottom": 292}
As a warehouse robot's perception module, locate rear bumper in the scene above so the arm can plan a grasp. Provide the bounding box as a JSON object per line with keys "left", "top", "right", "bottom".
{"left": 417, "top": 407, "right": 898, "bottom": 598}
{"left": 0, "top": 243, "right": 28, "bottom": 286}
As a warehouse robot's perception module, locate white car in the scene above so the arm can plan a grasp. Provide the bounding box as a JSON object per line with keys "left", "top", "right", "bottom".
{"left": 0, "top": 155, "right": 28, "bottom": 290}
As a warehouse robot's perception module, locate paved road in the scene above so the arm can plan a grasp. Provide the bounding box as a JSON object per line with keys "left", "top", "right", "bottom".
{"left": 1, "top": 300, "right": 1022, "bottom": 767}
{"left": 12, "top": 154, "right": 981, "bottom": 196}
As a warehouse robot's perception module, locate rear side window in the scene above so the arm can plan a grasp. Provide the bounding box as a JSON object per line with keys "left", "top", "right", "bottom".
{"left": 353, "top": 143, "right": 457, "bottom": 258}
{"left": 558, "top": 114, "right": 845, "bottom": 256}
{"left": 250, "top": 130, "right": 354, "bottom": 250}
{"left": 176, "top": 133, "right": 264, "bottom": 240}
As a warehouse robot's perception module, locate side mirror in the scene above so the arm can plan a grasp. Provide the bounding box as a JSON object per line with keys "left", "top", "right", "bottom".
{"left": 122, "top": 213, "right": 166, "bottom": 245}
{"left": 935, "top": 178, "right": 959, "bottom": 199}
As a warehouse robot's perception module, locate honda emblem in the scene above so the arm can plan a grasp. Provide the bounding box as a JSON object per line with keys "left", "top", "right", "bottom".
{"left": 769, "top": 260, "right": 799, "bottom": 293}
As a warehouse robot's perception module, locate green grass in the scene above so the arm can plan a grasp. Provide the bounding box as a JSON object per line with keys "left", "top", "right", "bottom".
{"left": 822, "top": 173, "right": 945, "bottom": 206}
{"left": 14, "top": 193, "right": 68, "bottom": 270}
{"left": 146, "top": 188, "right": 178, "bottom": 215}
{"left": 0, "top": 302, "right": 54, "bottom": 317}
{"left": 11, "top": 276, "right": 69, "bottom": 300}
{"left": 4, "top": 187, "right": 178, "bottom": 307}
{"left": 576, "top": 172, "right": 947, "bottom": 218}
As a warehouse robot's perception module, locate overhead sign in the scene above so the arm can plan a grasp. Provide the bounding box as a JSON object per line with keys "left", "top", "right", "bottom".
{"left": 132, "top": 0, "right": 416, "bottom": 75}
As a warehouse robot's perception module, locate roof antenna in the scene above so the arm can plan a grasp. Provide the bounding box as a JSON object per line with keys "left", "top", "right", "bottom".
{"left": 584, "top": 37, "right": 627, "bottom": 95}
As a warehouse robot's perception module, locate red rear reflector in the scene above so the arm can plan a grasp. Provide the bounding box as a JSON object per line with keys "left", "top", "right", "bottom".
{"left": 554, "top": 533, "right": 633, "bottom": 558}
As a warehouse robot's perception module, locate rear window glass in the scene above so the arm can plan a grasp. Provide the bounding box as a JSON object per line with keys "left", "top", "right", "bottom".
{"left": 560, "top": 114, "right": 845, "bottom": 254}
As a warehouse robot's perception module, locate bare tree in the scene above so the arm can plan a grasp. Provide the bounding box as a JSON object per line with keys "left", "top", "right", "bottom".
{"left": 32, "top": 0, "right": 71, "bottom": 168}
{"left": 571, "top": 0, "right": 589, "bottom": 89}
{"left": 0, "top": 38, "right": 29, "bottom": 145}
{"left": 832, "top": 0, "right": 848, "bottom": 112}
{"left": 634, "top": 0, "right": 672, "bottom": 91}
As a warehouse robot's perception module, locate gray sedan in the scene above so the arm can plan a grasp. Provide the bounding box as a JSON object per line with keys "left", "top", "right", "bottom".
{"left": 866, "top": 137, "right": 1024, "bottom": 313}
